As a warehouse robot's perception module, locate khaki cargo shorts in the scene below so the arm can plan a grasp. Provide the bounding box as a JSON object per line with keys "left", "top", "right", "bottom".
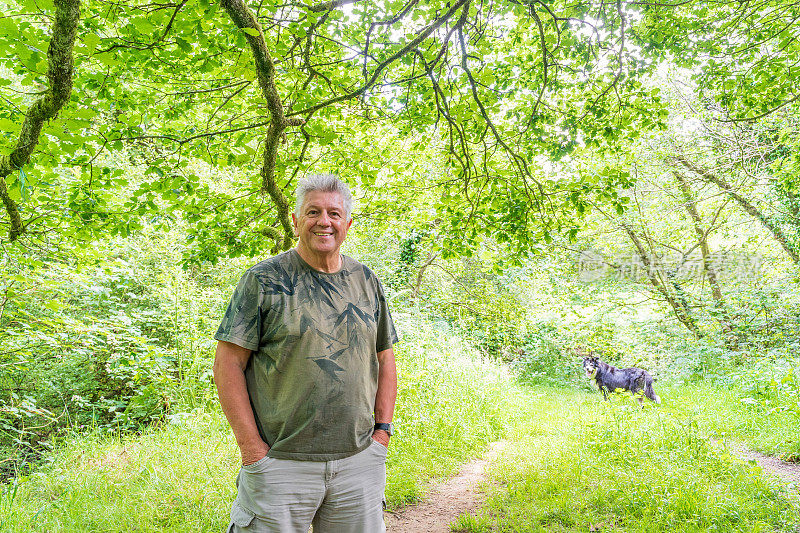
{"left": 227, "top": 439, "right": 388, "bottom": 533}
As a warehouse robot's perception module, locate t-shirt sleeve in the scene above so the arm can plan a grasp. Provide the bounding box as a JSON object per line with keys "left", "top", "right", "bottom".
{"left": 374, "top": 277, "right": 398, "bottom": 352}
{"left": 214, "top": 269, "right": 262, "bottom": 351}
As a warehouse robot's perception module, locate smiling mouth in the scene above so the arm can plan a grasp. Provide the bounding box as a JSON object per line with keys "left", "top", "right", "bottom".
{"left": 313, "top": 232, "right": 333, "bottom": 236}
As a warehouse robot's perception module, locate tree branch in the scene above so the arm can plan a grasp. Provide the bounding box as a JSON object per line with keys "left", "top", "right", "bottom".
{"left": 117, "top": 120, "right": 271, "bottom": 145}
{"left": 307, "top": 0, "right": 363, "bottom": 13}
{"left": 96, "top": 0, "right": 188, "bottom": 54}
{"left": 674, "top": 171, "right": 735, "bottom": 342}
{"left": 718, "top": 92, "right": 800, "bottom": 123}
{"left": 675, "top": 155, "right": 800, "bottom": 263}
{"left": 220, "top": 0, "right": 306, "bottom": 249}
{"left": 0, "top": 0, "right": 80, "bottom": 242}
{"left": 288, "top": 0, "right": 471, "bottom": 117}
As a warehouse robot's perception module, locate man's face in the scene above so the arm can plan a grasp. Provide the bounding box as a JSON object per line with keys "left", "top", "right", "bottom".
{"left": 292, "top": 190, "right": 352, "bottom": 258}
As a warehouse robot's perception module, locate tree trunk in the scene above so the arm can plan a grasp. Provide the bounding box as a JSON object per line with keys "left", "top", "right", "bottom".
{"left": 0, "top": 0, "right": 81, "bottom": 242}
{"left": 675, "top": 156, "right": 800, "bottom": 263}
{"left": 219, "top": 0, "right": 306, "bottom": 250}
{"left": 674, "top": 171, "right": 737, "bottom": 348}
{"left": 413, "top": 251, "right": 440, "bottom": 302}
{"left": 620, "top": 223, "right": 702, "bottom": 337}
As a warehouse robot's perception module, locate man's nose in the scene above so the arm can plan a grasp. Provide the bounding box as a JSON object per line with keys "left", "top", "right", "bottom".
{"left": 318, "top": 211, "right": 331, "bottom": 225}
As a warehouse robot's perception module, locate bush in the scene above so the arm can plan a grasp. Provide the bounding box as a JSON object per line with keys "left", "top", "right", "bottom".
{"left": 0, "top": 228, "right": 246, "bottom": 478}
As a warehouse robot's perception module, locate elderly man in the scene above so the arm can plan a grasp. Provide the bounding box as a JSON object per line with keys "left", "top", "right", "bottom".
{"left": 213, "top": 174, "right": 398, "bottom": 532}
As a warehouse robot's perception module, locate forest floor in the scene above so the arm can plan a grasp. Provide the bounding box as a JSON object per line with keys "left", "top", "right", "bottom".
{"left": 725, "top": 443, "right": 800, "bottom": 493}
{"left": 6, "top": 384, "right": 800, "bottom": 532}
{"left": 385, "top": 441, "right": 507, "bottom": 532}
{"left": 384, "top": 427, "right": 800, "bottom": 532}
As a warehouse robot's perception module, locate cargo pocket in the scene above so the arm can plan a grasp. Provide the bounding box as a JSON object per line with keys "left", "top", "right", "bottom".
{"left": 227, "top": 501, "right": 255, "bottom": 532}
{"left": 237, "top": 456, "right": 277, "bottom": 516}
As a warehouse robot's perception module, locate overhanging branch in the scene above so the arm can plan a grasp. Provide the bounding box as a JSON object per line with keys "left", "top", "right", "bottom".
{"left": 288, "top": 0, "right": 471, "bottom": 118}
{"left": 220, "top": 0, "right": 305, "bottom": 249}
{"left": 307, "top": 0, "right": 363, "bottom": 12}
{"left": 0, "top": 0, "right": 80, "bottom": 242}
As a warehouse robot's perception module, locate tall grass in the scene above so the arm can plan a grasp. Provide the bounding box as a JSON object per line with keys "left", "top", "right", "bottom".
{"left": 8, "top": 303, "right": 798, "bottom": 532}
{"left": 671, "top": 382, "right": 800, "bottom": 460}
{"left": 455, "top": 387, "right": 799, "bottom": 532}
{"left": 0, "top": 312, "right": 528, "bottom": 531}
{"left": 387, "top": 313, "right": 527, "bottom": 504}
{"left": 0, "top": 413, "right": 237, "bottom": 532}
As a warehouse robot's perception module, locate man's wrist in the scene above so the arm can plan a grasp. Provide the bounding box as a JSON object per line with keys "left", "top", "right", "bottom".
{"left": 372, "top": 427, "right": 391, "bottom": 448}
{"left": 237, "top": 435, "right": 267, "bottom": 448}
{"left": 374, "top": 422, "right": 393, "bottom": 436}
{"left": 239, "top": 439, "right": 270, "bottom": 465}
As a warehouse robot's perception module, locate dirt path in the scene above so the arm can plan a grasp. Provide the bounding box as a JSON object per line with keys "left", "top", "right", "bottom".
{"left": 384, "top": 441, "right": 506, "bottom": 533}
{"left": 725, "top": 443, "right": 800, "bottom": 492}
{"left": 381, "top": 438, "right": 800, "bottom": 533}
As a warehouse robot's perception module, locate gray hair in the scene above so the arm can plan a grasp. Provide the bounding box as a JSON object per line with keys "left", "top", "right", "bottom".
{"left": 294, "top": 174, "right": 353, "bottom": 220}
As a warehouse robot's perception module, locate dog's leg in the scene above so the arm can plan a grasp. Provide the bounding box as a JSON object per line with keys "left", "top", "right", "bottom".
{"left": 644, "top": 377, "right": 661, "bottom": 404}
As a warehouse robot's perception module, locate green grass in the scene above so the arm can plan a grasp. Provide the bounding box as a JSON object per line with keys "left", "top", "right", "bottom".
{"left": 454, "top": 385, "right": 800, "bottom": 532}
{"left": 6, "top": 317, "right": 800, "bottom": 532}
{"left": 0, "top": 412, "right": 238, "bottom": 532}
{"left": 673, "top": 382, "right": 800, "bottom": 460}
{"left": 0, "top": 313, "right": 527, "bottom": 532}
{"left": 386, "top": 313, "right": 530, "bottom": 505}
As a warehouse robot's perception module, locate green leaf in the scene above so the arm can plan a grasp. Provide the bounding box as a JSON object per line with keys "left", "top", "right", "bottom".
{"left": 73, "top": 108, "right": 96, "bottom": 120}
{"left": 0, "top": 118, "right": 17, "bottom": 130}
{"left": 241, "top": 27, "right": 260, "bottom": 37}
{"left": 44, "top": 300, "right": 66, "bottom": 311}
{"left": 135, "top": 18, "right": 156, "bottom": 35}
{"left": 175, "top": 37, "right": 192, "bottom": 52}
{"left": 83, "top": 33, "right": 101, "bottom": 52}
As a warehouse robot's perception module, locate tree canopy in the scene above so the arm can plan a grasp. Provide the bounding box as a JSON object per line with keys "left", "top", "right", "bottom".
{"left": 0, "top": 0, "right": 796, "bottom": 261}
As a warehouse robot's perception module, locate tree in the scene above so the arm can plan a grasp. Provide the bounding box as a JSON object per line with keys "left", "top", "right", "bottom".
{"left": 675, "top": 154, "right": 800, "bottom": 264}
{"left": 0, "top": 0, "right": 80, "bottom": 241}
{"left": 0, "top": 0, "right": 797, "bottom": 262}
{"left": 0, "top": 0, "right": 666, "bottom": 259}
{"left": 673, "top": 170, "right": 736, "bottom": 346}
{"left": 640, "top": 0, "right": 800, "bottom": 122}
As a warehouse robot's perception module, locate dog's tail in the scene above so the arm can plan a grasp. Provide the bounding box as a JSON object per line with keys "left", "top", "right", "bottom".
{"left": 644, "top": 377, "right": 661, "bottom": 404}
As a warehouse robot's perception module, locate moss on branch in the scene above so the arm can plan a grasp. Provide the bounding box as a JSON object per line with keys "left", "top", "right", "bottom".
{"left": 220, "top": 0, "right": 301, "bottom": 250}
{"left": 0, "top": 0, "right": 80, "bottom": 242}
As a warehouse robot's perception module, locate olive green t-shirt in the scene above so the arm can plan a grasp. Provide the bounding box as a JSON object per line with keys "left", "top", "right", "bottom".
{"left": 214, "top": 249, "right": 398, "bottom": 461}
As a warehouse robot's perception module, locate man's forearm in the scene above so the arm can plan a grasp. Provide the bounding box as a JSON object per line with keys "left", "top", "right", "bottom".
{"left": 213, "top": 341, "right": 269, "bottom": 462}
{"left": 373, "top": 347, "right": 397, "bottom": 445}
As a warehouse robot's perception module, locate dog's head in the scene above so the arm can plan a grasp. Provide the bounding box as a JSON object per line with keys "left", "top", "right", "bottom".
{"left": 582, "top": 356, "right": 600, "bottom": 377}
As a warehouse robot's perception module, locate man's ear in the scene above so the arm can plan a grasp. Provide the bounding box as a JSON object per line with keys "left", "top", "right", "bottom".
{"left": 291, "top": 212, "right": 299, "bottom": 237}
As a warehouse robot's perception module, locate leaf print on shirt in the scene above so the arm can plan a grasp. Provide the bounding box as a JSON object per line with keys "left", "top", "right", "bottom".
{"left": 311, "top": 271, "right": 350, "bottom": 309}
{"left": 330, "top": 301, "right": 377, "bottom": 349}
{"left": 331, "top": 302, "right": 375, "bottom": 329}
{"left": 257, "top": 265, "right": 298, "bottom": 296}
{"left": 294, "top": 273, "right": 337, "bottom": 313}
{"left": 328, "top": 347, "right": 348, "bottom": 360}
{"left": 298, "top": 312, "right": 314, "bottom": 334}
{"left": 218, "top": 303, "right": 261, "bottom": 345}
{"left": 316, "top": 329, "right": 346, "bottom": 351}
{"left": 312, "top": 357, "right": 345, "bottom": 382}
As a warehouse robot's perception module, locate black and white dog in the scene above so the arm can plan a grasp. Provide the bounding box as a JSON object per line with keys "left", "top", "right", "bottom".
{"left": 582, "top": 355, "right": 661, "bottom": 405}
